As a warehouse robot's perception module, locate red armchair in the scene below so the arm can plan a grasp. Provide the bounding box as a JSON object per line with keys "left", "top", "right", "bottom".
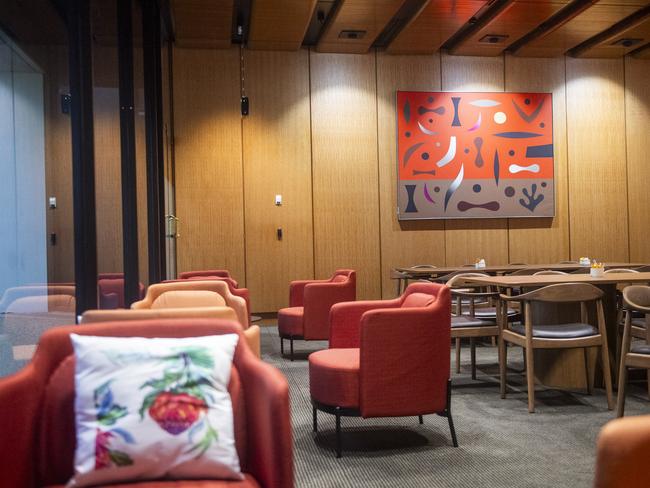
{"left": 277, "top": 270, "right": 356, "bottom": 361}
{"left": 308, "top": 282, "right": 455, "bottom": 457}
{"left": 97, "top": 274, "right": 145, "bottom": 309}
{"left": 0, "top": 318, "right": 293, "bottom": 488}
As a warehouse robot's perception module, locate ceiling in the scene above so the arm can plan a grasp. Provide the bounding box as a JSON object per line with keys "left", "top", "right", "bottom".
{"left": 170, "top": 0, "right": 650, "bottom": 58}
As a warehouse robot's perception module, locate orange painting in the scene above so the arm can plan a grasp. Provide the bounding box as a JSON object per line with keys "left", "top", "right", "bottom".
{"left": 397, "top": 91, "right": 554, "bottom": 219}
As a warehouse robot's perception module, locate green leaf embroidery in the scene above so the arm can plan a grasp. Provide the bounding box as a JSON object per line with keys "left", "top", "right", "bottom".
{"left": 108, "top": 449, "right": 134, "bottom": 467}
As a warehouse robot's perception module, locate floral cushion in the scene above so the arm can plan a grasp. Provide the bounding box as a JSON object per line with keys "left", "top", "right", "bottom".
{"left": 68, "top": 334, "right": 242, "bottom": 487}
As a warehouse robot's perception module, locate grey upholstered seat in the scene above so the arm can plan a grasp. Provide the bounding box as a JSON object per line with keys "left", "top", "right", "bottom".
{"left": 510, "top": 323, "right": 598, "bottom": 339}
{"left": 630, "top": 344, "right": 650, "bottom": 355}
{"left": 451, "top": 316, "right": 495, "bottom": 328}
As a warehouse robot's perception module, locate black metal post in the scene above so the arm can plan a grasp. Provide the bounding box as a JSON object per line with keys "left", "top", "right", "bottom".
{"left": 67, "top": 0, "right": 98, "bottom": 318}
{"left": 117, "top": 0, "right": 140, "bottom": 306}
{"left": 142, "top": 0, "right": 166, "bottom": 283}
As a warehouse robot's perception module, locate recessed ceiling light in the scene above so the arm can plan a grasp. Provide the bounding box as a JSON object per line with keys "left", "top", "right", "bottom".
{"left": 479, "top": 34, "right": 509, "bottom": 44}
{"left": 338, "top": 30, "right": 366, "bottom": 40}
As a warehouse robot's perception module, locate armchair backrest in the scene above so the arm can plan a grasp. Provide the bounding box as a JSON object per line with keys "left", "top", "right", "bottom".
{"left": 303, "top": 270, "right": 356, "bottom": 340}
{"left": 0, "top": 285, "right": 75, "bottom": 313}
{"left": 0, "top": 319, "right": 292, "bottom": 488}
{"left": 97, "top": 278, "right": 146, "bottom": 309}
{"left": 132, "top": 281, "right": 248, "bottom": 328}
{"left": 81, "top": 306, "right": 239, "bottom": 324}
{"left": 359, "top": 282, "right": 451, "bottom": 418}
{"left": 178, "top": 270, "right": 238, "bottom": 288}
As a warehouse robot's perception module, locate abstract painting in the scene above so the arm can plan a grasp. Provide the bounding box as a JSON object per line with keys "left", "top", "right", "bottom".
{"left": 397, "top": 91, "right": 554, "bottom": 220}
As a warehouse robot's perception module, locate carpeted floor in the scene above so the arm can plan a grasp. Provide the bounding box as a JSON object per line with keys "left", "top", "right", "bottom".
{"left": 259, "top": 325, "right": 649, "bottom": 488}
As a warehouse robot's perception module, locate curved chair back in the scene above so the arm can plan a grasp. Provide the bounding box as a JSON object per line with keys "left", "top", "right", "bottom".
{"left": 132, "top": 280, "right": 248, "bottom": 328}
{"left": 509, "top": 268, "right": 544, "bottom": 276}
{"left": 605, "top": 268, "right": 640, "bottom": 274}
{"left": 623, "top": 286, "right": 650, "bottom": 313}
{"left": 445, "top": 272, "right": 490, "bottom": 288}
{"left": 533, "top": 270, "right": 569, "bottom": 276}
{"left": 560, "top": 260, "right": 578, "bottom": 264}
{"left": 302, "top": 270, "right": 356, "bottom": 340}
{"left": 81, "top": 306, "right": 239, "bottom": 324}
{"left": 512, "top": 283, "right": 603, "bottom": 303}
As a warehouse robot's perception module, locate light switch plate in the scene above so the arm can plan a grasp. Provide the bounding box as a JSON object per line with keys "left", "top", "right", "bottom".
{"left": 49, "top": 197, "right": 57, "bottom": 209}
{"left": 275, "top": 194, "right": 282, "bottom": 206}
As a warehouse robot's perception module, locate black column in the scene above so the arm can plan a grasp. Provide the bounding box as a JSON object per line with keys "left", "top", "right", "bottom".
{"left": 142, "top": 0, "right": 166, "bottom": 283}
{"left": 117, "top": 0, "right": 140, "bottom": 305}
{"left": 67, "top": 0, "right": 98, "bottom": 318}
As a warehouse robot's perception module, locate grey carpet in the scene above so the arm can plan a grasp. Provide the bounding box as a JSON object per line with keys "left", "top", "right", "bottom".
{"left": 260, "top": 326, "right": 650, "bottom": 488}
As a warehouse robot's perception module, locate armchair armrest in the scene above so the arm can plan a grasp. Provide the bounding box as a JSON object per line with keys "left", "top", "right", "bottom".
{"left": 288, "top": 279, "right": 329, "bottom": 307}
{"left": 238, "top": 353, "right": 293, "bottom": 488}
{"left": 595, "top": 415, "right": 650, "bottom": 488}
{"left": 329, "top": 299, "right": 400, "bottom": 348}
{"left": 0, "top": 365, "right": 41, "bottom": 487}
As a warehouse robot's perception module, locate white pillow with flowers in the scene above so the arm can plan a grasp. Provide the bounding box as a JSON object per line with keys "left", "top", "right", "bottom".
{"left": 67, "top": 333, "right": 242, "bottom": 487}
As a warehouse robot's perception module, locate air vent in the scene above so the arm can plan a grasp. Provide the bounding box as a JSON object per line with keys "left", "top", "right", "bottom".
{"left": 338, "top": 30, "right": 366, "bottom": 39}
{"left": 611, "top": 38, "right": 643, "bottom": 48}
{"left": 479, "top": 34, "right": 509, "bottom": 44}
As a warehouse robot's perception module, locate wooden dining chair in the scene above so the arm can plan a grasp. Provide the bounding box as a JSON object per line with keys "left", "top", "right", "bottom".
{"left": 446, "top": 273, "right": 516, "bottom": 379}
{"left": 616, "top": 286, "right": 650, "bottom": 417}
{"left": 508, "top": 268, "right": 544, "bottom": 276}
{"left": 533, "top": 270, "right": 569, "bottom": 276}
{"left": 498, "top": 283, "right": 614, "bottom": 413}
{"left": 560, "top": 260, "right": 579, "bottom": 264}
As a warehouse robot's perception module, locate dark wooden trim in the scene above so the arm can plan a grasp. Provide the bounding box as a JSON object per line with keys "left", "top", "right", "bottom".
{"left": 117, "top": 0, "right": 140, "bottom": 306}
{"left": 142, "top": 0, "right": 166, "bottom": 283}
{"left": 67, "top": 0, "right": 98, "bottom": 317}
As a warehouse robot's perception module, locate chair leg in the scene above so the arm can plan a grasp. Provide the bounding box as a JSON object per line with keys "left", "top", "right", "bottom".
{"left": 616, "top": 365, "right": 628, "bottom": 417}
{"left": 614, "top": 326, "right": 622, "bottom": 388}
{"left": 445, "top": 380, "right": 458, "bottom": 447}
{"left": 647, "top": 370, "right": 650, "bottom": 402}
{"left": 290, "top": 337, "right": 294, "bottom": 362}
{"left": 491, "top": 337, "right": 496, "bottom": 347}
{"left": 584, "top": 347, "right": 592, "bottom": 395}
{"left": 499, "top": 336, "right": 507, "bottom": 399}
{"left": 280, "top": 337, "right": 284, "bottom": 356}
{"left": 600, "top": 343, "right": 614, "bottom": 412}
{"left": 418, "top": 415, "right": 424, "bottom": 424}
{"left": 525, "top": 345, "right": 536, "bottom": 413}
{"left": 455, "top": 338, "right": 461, "bottom": 373}
{"left": 335, "top": 407, "right": 342, "bottom": 458}
{"left": 313, "top": 407, "right": 318, "bottom": 432}
{"left": 470, "top": 338, "right": 477, "bottom": 380}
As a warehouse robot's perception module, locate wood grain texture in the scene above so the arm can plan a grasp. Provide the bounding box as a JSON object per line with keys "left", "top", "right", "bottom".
{"left": 310, "top": 50, "right": 381, "bottom": 299}
{"left": 376, "top": 52, "right": 445, "bottom": 298}
{"left": 317, "top": 0, "right": 406, "bottom": 54}
{"left": 173, "top": 47, "right": 246, "bottom": 285}
{"left": 624, "top": 57, "right": 650, "bottom": 262}
{"left": 242, "top": 50, "right": 314, "bottom": 311}
{"left": 171, "top": 0, "right": 233, "bottom": 49}
{"left": 506, "top": 55, "right": 570, "bottom": 263}
{"left": 517, "top": 2, "right": 644, "bottom": 57}
{"left": 387, "top": 0, "right": 486, "bottom": 55}
{"left": 454, "top": 0, "right": 569, "bottom": 56}
{"left": 93, "top": 46, "right": 123, "bottom": 275}
{"left": 566, "top": 57, "right": 628, "bottom": 261}
{"left": 134, "top": 47, "right": 149, "bottom": 286}
{"left": 440, "top": 54, "right": 509, "bottom": 266}
{"left": 248, "top": 0, "right": 317, "bottom": 51}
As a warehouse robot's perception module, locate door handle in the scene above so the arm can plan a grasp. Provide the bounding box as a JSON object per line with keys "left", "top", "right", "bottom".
{"left": 166, "top": 215, "right": 180, "bottom": 238}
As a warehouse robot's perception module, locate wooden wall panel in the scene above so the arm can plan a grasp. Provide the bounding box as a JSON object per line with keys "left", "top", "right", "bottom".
{"left": 242, "top": 50, "right": 314, "bottom": 311}
{"left": 376, "top": 52, "right": 444, "bottom": 298}
{"left": 173, "top": 47, "right": 246, "bottom": 284}
{"left": 440, "top": 54, "right": 510, "bottom": 266}
{"left": 506, "top": 56, "right": 570, "bottom": 263}
{"left": 566, "top": 58, "right": 628, "bottom": 261}
{"left": 310, "top": 51, "right": 381, "bottom": 299}
{"left": 625, "top": 57, "right": 650, "bottom": 262}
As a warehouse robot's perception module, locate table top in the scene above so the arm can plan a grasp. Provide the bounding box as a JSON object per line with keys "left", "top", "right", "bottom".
{"left": 394, "top": 263, "right": 649, "bottom": 277}
{"left": 463, "top": 272, "right": 650, "bottom": 288}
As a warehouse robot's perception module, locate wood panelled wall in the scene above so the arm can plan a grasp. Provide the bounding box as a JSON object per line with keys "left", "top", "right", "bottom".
{"left": 172, "top": 47, "right": 650, "bottom": 312}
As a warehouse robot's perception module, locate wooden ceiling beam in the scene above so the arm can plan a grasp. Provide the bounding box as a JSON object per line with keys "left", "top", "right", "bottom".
{"left": 316, "top": 0, "right": 407, "bottom": 54}
{"left": 248, "top": 0, "right": 318, "bottom": 50}
{"left": 567, "top": 4, "right": 650, "bottom": 57}
{"left": 387, "top": 0, "right": 487, "bottom": 54}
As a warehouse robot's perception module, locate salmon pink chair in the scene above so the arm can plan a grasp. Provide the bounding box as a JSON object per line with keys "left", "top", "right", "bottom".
{"left": 0, "top": 318, "right": 293, "bottom": 488}
{"left": 308, "top": 282, "right": 455, "bottom": 457}
{"left": 277, "top": 270, "right": 356, "bottom": 361}
{"left": 97, "top": 273, "right": 145, "bottom": 309}
{"left": 132, "top": 281, "right": 260, "bottom": 357}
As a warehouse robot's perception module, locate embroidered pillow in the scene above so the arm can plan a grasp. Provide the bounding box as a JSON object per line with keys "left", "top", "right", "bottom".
{"left": 68, "top": 333, "right": 242, "bottom": 487}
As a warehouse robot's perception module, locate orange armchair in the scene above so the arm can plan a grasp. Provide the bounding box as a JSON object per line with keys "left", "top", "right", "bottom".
{"left": 277, "top": 270, "right": 356, "bottom": 361}
{"left": 308, "top": 282, "right": 455, "bottom": 457}
{"left": 179, "top": 269, "right": 238, "bottom": 288}
{"left": 0, "top": 319, "right": 293, "bottom": 488}
{"left": 132, "top": 281, "right": 260, "bottom": 357}
{"left": 594, "top": 415, "right": 650, "bottom": 487}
